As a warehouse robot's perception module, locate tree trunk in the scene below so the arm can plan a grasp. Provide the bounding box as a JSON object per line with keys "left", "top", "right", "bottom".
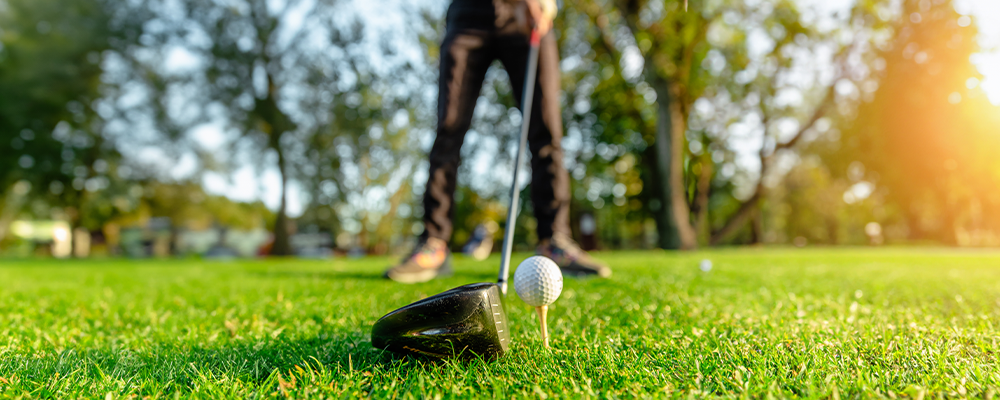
{"left": 0, "top": 204, "right": 16, "bottom": 244}
{"left": 650, "top": 155, "right": 678, "bottom": 249}
{"left": 258, "top": 72, "right": 296, "bottom": 257}
{"left": 270, "top": 142, "right": 293, "bottom": 256}
{"left": 651, "top": 78, "right": 697, "bottom": 250}
{"left": 0, "top": 185, "right": 28, "bottom": 243}
{"left": 825, "top": 215, "right": 838, "bottom": 245}
{"left": 692, "top": 155, "right": 713, "bottom": 245}
{"left": 750, "top": 208, "right": 763, "bottom": 245}
{"left": 0, "top": 212, "right": 15, "bottom": 243}
{"left": 710, "top": 192, "right": 761, "bottom": 246}
{"left": 939, "top": 198, "right": 959, "bottom": 246}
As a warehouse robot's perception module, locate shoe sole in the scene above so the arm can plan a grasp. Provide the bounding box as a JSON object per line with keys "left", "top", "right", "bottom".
{"left": 386, "top": 257, "right": 454, "bottom": 284}
{"left": 536, "top": 254, "right": 612, "bottom": 279}
{"left": 387, "top": 269, "right": 439, "bottom": 284}
{"left": 560, "top": 267, "right": 612, "bottom": 278}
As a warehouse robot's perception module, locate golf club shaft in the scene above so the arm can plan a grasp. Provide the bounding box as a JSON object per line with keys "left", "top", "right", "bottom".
{"left": 498, "top": 29, "right": 541, "bottom": 295}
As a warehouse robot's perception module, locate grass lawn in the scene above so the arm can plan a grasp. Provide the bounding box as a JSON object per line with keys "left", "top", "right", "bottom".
{"left": 1, "top": 248, "right": 999, "bottom": 398}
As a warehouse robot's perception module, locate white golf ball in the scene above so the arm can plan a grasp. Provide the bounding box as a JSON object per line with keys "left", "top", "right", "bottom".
{"left": 699, "top": 259, "right": 713, "bottom": 272}
{"left": 513, "top": 256, "right": 563, "bottom": 307}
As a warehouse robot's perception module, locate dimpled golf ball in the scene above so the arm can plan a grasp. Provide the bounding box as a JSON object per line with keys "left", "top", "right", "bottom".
{"left": 699, "top": 259, "right": 713, "bottom": 272}
{"left": 513, "top": 256, "right": 563, "bottom": 307}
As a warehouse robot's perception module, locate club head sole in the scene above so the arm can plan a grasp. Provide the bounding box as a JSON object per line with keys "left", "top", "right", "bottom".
{"left": 372, "top": 282, "right": 510, "bottom": 359}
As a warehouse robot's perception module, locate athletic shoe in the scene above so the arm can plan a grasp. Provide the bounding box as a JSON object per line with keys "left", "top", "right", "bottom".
{"left": 536, "top": 233, "right": 612, "bottom": 278}
{"left": 462, "top": 224, "right": 495, "bottom": 261}
{"left": 383, "top": 237, "right": 453, "bottom": 283}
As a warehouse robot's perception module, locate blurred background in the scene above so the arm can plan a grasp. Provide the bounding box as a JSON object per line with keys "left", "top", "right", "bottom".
{"left": 1, "top": 0, "right": 999, "bottom": 259}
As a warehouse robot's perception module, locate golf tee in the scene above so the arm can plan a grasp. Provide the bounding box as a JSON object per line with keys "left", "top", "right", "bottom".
{"left": 535, "top": 305, "right": 549, "bottom": 348}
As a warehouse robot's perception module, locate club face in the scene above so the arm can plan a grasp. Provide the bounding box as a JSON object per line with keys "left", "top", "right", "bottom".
{"left": 372, "top": 282, "right": 510, "bottom": 359}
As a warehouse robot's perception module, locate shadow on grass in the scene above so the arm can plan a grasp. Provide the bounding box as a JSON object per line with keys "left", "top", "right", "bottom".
{"left": 247, "top": 270, "right": 386, "bottom": 281}
{"left": 247, "top": 269, "right": 496, "bottom": 283}
{"left": 9, "top": 334, "right": 446, "bottom": 394}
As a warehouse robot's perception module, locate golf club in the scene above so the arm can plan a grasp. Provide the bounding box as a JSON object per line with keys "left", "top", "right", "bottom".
{"left": 371, "top": 29, "right": 542, "bottom": 359}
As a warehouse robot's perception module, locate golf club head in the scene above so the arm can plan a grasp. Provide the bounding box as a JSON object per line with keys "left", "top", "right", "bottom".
{"left": 372, "top": 282, "right": 510, "bottom": 359}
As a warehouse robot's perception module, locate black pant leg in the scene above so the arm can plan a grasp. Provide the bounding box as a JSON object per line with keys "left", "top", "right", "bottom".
{"left": 497, "top": 31, "right": 571, "bottom": 240}
{"left": 422, "top": 28, "right": 494, "bottom": 242}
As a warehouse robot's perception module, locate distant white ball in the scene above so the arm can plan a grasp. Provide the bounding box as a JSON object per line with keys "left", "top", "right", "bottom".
{"left": 699, "top": 259, "right": 713, "bottom": 272}
{"left": 513, "top": 256, "right": 563, "bottom": 307}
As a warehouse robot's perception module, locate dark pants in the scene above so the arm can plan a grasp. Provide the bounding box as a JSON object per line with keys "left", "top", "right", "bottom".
{"left": 423, "top": 1, "right": 570, "bottom": 242}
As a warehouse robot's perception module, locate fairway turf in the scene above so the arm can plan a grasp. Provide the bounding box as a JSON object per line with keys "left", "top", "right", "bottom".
{"left": 1, "top": 249, "right": 999, "bottom": 398}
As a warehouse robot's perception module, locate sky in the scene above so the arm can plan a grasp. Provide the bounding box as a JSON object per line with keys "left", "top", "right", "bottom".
{"left": 189, "top": 0, "right": 1000, "bottom": 216}
{"left": 955, "top": 0, "right": 1000, "bottom": 105}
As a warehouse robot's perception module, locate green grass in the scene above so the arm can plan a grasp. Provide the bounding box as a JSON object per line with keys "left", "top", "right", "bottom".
{"left": 1, "top": 249, "right": 999, "bottom": 398}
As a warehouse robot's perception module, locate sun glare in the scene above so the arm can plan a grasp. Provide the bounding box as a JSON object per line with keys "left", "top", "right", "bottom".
{"left": 975, "top": 55, "right": 1000, "bottom": 105}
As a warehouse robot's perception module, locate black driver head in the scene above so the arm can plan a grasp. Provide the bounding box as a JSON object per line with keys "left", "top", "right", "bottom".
{"left": 371, "top": 282, "right": 510, "bottom": 359}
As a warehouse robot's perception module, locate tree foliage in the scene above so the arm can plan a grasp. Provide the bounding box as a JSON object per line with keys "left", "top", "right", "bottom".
{"left": 826, "top": 0, "right": 1000, "bottom": 245}
{"left": 555, "top": 0, "right": 895, "bottom": 248}
{"left": 0, "top": 0, "right": 142, "bottom": 241}
{"left": 114, "top": 0, "right": 410, "bottom": 254}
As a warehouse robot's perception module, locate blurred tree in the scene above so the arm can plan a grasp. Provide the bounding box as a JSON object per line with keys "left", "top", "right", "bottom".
{"left": 558, "top": 0, "right": 893, "bottom": 248}
{"left": 294, "top": 85, "right": 424, "bottom": 254}
{"left": 115, "top": 0, "right": 379, "bottom": 255}
{"left": 120, "top": 181, "right": 272, "bottom": 230}
{"left": 0, "top": 0, "right": 142, "bottom": 244}
{"left": 291, "top": 9, "right": 436, "bottom": 254}
{"left": 830, "top": 0, "right": 1000, "bottom": 245}
{"left": 766, "top": 157, "right": 847, "bottom": 244}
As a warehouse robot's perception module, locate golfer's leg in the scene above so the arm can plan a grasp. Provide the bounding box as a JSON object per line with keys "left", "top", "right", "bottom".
{"left": 423, "top": 29, "right": 493, "bottom": 242}
{"left": 499, "top": 32, "right": 570, "bottom": 240}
